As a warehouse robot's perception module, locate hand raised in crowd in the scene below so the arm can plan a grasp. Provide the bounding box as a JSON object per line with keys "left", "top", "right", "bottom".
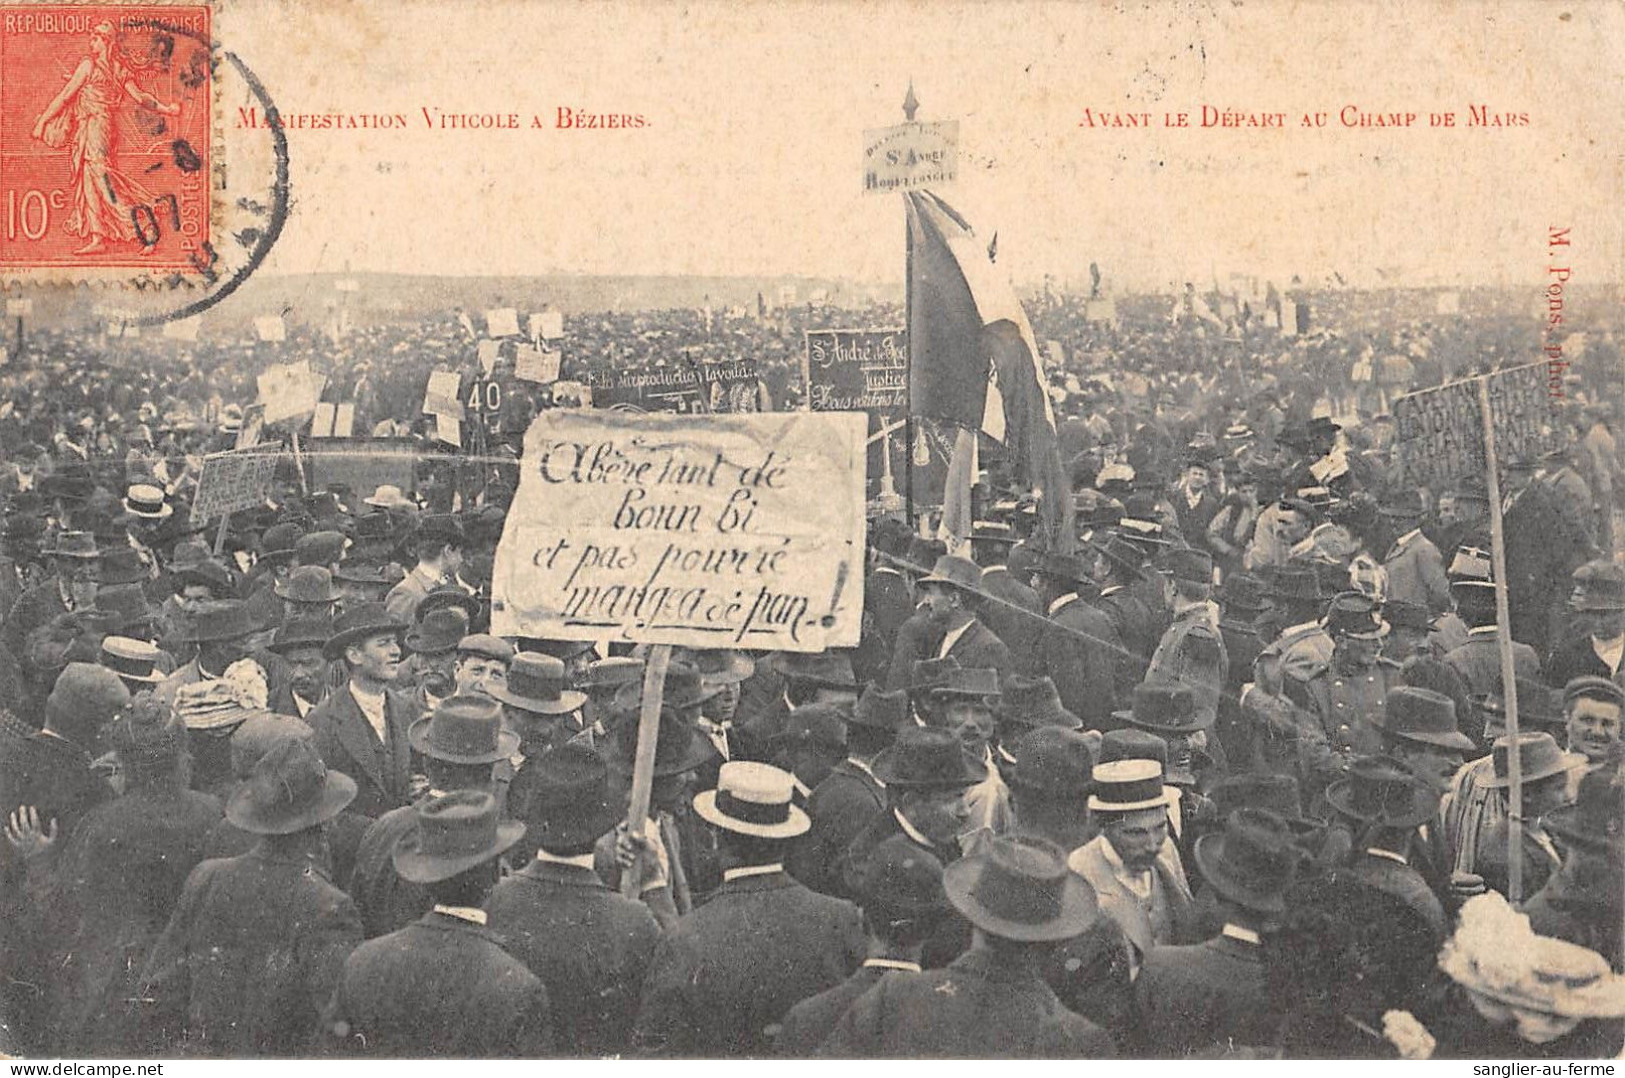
{"left": 4, "top": 805, "right": 58, "bottom": 861}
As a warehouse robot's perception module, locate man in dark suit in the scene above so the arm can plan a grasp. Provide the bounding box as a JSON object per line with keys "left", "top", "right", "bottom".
{"left": 306, "top": 603, "right": 421, "bottom": 819}
{"left": 777, "top": 835, "right": 950, "bottom": 1056}
{"left": 1135, "top": 808, "right": 1300, "bottom": 1056}
{"left": 348, "top": 693, "right": 513, "bottom": 938}
{"left": 818, "top": 834, "right": 1115, "bottom": 1058}
{"left": 1500, "top": 456, "right": 1590, "bottom": 656}
{"left": 326, "top": 790, "right": 551, "bottom": 1057}
{"left": 1090, "top": 536, "right": 1158, "bottom": 698}
{"left": 138, "top": 739, "right": 363, "bottom": 1056}
{"left": 789, "top": 685, "right": 908, "bottom": 895}
{"left": 487, "top": 744, "right": 660, "bottom": 1058}
{"left": 1444, "top": 586, "right": 1541, "bottom": 699}
{"left": 1, "top": 531, "right": 98, "bottom": 673}
{"left": 1545, "top": 562, "right": 1625, "bottom": 689}
{"left": 971, "top": 523, "right": 1044, "bottom": 676}
{"left": 886, "top": 555, "right": 1012, "bottom": 693}
{"left": 1032, "top": 550, "right": 1121, "bottom": 730}
{"left": 634, "top": 761, "right": 864, "bottom": 1056}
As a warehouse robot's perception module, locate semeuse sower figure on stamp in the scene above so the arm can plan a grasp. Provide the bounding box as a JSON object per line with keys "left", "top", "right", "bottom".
{"left": 29, "top": 21, "right": 180, "bottom": 256}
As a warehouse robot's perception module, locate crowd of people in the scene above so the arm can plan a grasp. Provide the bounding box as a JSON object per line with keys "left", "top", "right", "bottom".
{"left": 0, "top": 283, "right": 1621, "bottom": 1059}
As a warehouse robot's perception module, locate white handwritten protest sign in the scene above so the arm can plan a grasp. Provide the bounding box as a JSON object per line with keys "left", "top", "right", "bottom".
{"left": 423, "top": 370, "right": 463, "bottom": 418}
{"left": 191, "top": 447, "right": 282, "bottom": 524}
{"left": 491, "top": 410, "right": 866, "bottom": 652}
{"left": 1393, "top": 362, "right": 1562, "bottom": 490}
{"left": 258, "top": 362, "right": 324, "bottom": 426}
{"left": 486, "top": 307, "right": 521, "bottom": 338}
{"left": 531, "top": 311, "right": 564, "bottom": 341}
{"left": 514, "top": 345, "right": 562, "bottom": 384}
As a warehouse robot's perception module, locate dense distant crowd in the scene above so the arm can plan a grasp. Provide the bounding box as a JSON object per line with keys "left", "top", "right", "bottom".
{"left": 0, "top": 284, "right": 1622, "bottom": 1059}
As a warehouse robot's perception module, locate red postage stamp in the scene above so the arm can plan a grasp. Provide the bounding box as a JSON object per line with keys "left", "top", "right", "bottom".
{"left": 0, "top": 5, "right": 211, "bottom": 272}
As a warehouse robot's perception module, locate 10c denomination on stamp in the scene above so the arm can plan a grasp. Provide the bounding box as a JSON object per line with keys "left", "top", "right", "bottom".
{"left": 0, "top": 4, "right": 211, "bottom": 272}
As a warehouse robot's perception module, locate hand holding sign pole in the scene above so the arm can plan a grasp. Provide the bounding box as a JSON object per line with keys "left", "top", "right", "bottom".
{"left": 620, "top": 643, "right": 671, "bottom": 900}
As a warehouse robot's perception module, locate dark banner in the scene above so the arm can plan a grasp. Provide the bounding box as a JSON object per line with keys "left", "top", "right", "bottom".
{"left": 1393, "top": 362, "right": 1562, "bottom": 490}
{"left": 802, "top": 329, "right": 908, "bottom": 413}
{"left": 584, "top": 359, "right": 762, "bottom": 414}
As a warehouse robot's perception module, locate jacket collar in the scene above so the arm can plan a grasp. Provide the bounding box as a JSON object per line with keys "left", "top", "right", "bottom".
{"left": 519, "top": 858, "right": 608, "bottom": 890}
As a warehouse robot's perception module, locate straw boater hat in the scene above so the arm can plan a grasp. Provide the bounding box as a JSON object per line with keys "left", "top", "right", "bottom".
{"left": 122, "top": 483, "right": 173, "bottom": 521}
{"left": 99, "top": 636, "right": 165, "bottom": 687}
{"left": 391, "top": 790, "right": 525, "bottom": 884}
{"left": 1087, "top": 758, "right": 1178, "bottom": 813}
{"left": 942, "top": 834, "right": 1097, "bottom": 943}
{"left": 363, "top": 484, "right": 416, "bottom": 511}
{"left": 693, "top": 761, "right": 811, "bottom": 840}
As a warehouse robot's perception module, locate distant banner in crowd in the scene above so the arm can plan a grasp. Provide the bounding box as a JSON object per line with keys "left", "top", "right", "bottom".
{"left": 423, "top": 370, "right": 463, "bottom": 419}
{"left": 491, "top": 410, "right": 866, "bottom": 651}
{"left": 258, "top": 361, "right": 325, "bottom": 426}
{"left": 585, "top": 359, "right": 762, "bottom": 414}
{"left": 191, "top": 447, "right": 283, "bottom": 524}
{"left": 802, "top": 329, "right": 908, "bottom": 413}
{"left": 1393, "top": 361, "right": 1563, "bottom": 490}
{"left": 862, "top": 120, "right": 959, "bottom": 193}
{"left": 306, "top": 437, "right": 419, "bottom": 497}
{"left": 514, "top": 345, "right": 562, "bottom": 384}
{"left": 486, "top": 307, "right": 521, "bottom": 338}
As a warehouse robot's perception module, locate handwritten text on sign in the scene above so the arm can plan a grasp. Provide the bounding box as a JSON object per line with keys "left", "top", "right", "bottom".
{"left": 490, "top": 411, "right": 867, "bottom": 651}
{"left": 803, "top": 329, "right": 908, "bottom": 413}
{"left": 191, "top": 447, "right": 282, "bottom": 524}
{"left": 1392, "top": 362, "right": 1561, "bottom": 490}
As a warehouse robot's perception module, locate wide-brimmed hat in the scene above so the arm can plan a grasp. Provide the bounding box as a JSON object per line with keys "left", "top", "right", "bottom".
{"left": 1372, "top": 686, "right": 1474, "bottom": 752}
{"left": 606, "top": 709, "right": 718, "bottom": 778}
{"left": 1324, "top": 755, "right": 1439, "bottom": 827}
{"left": 676, "top": 647, "right": 755, "bottom": 690}
{"left": 1219, "top": 573, "right": 1271, "bottom": 615}
{"left": 403, "top": 606, "right": 470, "bottom": 656}
{"left": 907, "top": 656, "right": 962, "bottom": 695}
{"left": 1112, "top": 680, "right": 1205, "bottom": 734}
{"left": 1205, "top": 772, "right": 1311, "bottom": 825}
{"left": 522, "top": 743, "right": 621, "bottom": 850}
{"left": 1379, "top": 489, "right": 1427, "bottom": 518}
{"left": 852, "top": 834, "right": 950, "bottom": 917}
{"left": 929, "top": 666, "right": 1001, "bottom": 700}
{"left": 918, "top": 554, "right": 983, "bottom": 593}
{"left": 172, "top": 558, "right": 234, "bottom": 596}
{"left": 871, "top": 726, "right": 988, "bottom": 789}
{"left": 523, "top": 638, "right": 597, "bottom": 662}
{"left": 615, "top": 660, "right": 717, "bottom": 713}
{"left": 694, "top": 761, "right": 811, "bottom": 839}
{"left": 1157, "top": 546, "right": 1213, "bottom": 586}
{"left": 767, "top": 702, "right": 848, "bottom": 755}
{"left": 1090, "top": 535, "right": 1147, "bottom": 580}
{"left": 408, "top": 692, "right": 518, "bottom": 764}
{"left": 99, "top": 635, "right": 165, "bottom": 685}
{"left": 95, "top": 546, "right": 149, "bottom": 587}
{"left": 942, "top": 834, "right": 1097, "bottom": 942}
{"left": 1193, "top": 808, "right": 1302, "bottom": 915}
{"left": 268, "top": 618, "right": 333, "bottom": 656}
{"left": 322, "top": 601, "right": 405, "bottom": 661}
{"left": 295, "top": 530, "right": 349, "bottom": 568}
{"left": 1323, "top": 591, "right": 1389, "bottom": 639}
{"left": 1544, "top": 764, "right": 1624, "bottom": 857}
{"left": 184, "top": 600, "right": 261, "bottom": 644}
{"left": 392, "top": 790, "right": 525, "bottom": 884}
{"left": 1034, "top": 550, "right": 1093, "bottom": 585}
{"left": 258, "top": 522, "right": 304, "bottom": 563}
{"left": 580, "top": 657, "right": 645, "bottom": 692}
{"left": 225, "top": 737, "right": 357, "bottom": 835}
{"left": 491, "top": 652, "right": 587, "bottom": 716}
{"left": 1007, "top": 726, "right": 1096, "bottom": 799}
{"left": 122, "top": 483, "right": 173, "bottom": 521}
{"left": 769, "top": 651, "right": 858, "bottom": 690}
{"left": 47, "top": 531, "right": 99, "bottom": 560}
{"left": 1570, "top": 562, "right": 1625, "bottom": 612}
{"left": 274, "top": 566, "right": 340, "bottom": 604}
{"left": 999, "top": 674, "right": 1082, "bottom": 731}
{"left": 363, "top": 484, "right": 416, "bottom": 510}
{"left": 228, "top": 713, "right": 314, "bottom": 779}
{"left": 849, "top": 683, "right": 911, "bottom": 732}
{"left": 1481, "top": 732, "right": 1584, "bottom": 789}
{"left": 1088, "top": 758, "right": 1178, "bottom": 812}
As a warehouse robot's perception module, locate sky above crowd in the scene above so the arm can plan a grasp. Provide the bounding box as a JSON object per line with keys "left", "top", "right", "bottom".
{"left": 227, "top": 0, "right": 1624, "bottom": 293}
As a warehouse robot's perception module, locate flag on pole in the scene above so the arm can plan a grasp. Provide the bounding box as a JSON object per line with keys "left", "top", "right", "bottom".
{"left": 905, "top": 190, "right": 1074, "bottom": 552}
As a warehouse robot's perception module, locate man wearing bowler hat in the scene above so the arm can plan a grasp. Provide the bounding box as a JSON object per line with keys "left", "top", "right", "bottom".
{"left": 491, "top": 653, "right": 588, "bottom": 859}
{"left": 399, "top": 605, "right": 470, "bottom": 716}
{"left": 1546, "top": 561, "right": 1625, "bottom": 689}
{"left": 778, "top": 835, "right": 951, "bottom": 1056}
{"left": 2, "top": 530, "right": 99, "bottom": 664}
{"left": 1134, "top": 808, "right": 1301, "bottom": 1056}
{"left": 347, "top": 693, "right": 515, "bottom": 938}
{"left": 306, "top": 603, "right": 422, "bottom": 819}
{"left": 818, "top": 834, "right": 1114, "bottom": 1058}
{"left": 634, "top": 761, "right": 863, "bottom": 1057}
{"left": 886, "top": 554, "right": 1012, "bottom": 695}
{"left": 1325, "top": 754, "right": 1449, "bottom": 940}
{"left": 790, "top": 684, "right": 909, "bottom": 896}
{"left": 486, "top": 743, "right": 660, "bottom": 1057}
{"left": 326, "top": 791, "right": 550, "bottom": 1057}
{"left": 1031, "top": 549, "right": 1121, "bottom": 730}
{"left": 266, "top": 618, "right": 335, "bottom": 720}
{"left": 138, "top": 739, "right": 363, "bottom": 1056}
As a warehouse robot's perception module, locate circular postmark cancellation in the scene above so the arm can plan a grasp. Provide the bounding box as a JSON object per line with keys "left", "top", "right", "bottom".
{"left": 0, "top": 2, "right": 288, "bottom": 326}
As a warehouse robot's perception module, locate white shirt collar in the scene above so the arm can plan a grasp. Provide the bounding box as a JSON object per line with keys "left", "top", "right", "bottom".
{"left": 845, "top": 756, "right": 885, "bottom": 787}
{"left": 1100, "top": 585, "right": 1124, "bottom": 597}
{"left": 1467, "top": 625, "right": 1499, "bottom": 638}
{"left": 1282, "top": 620, "right": 1322, "bottom": 637}
{"left": 863, "top": 958, "right": 922, "bottom": 972}
{"left": 1364, "top": 846, "right": 1409, "bottom": 865}
{"left": 1394, "top": 528, "right": 1422, "bottom": 548}
{"left": 1097, "top": 833, "right": 1154, "bottom": 899}
{"left": 722, "top": 863, "right": 784, "bottom": 882}
{"left": 534, "top": 849, "right": 596, "bottom": 870}
{"left": 1221, "top": 923, "right": 1262, "bottom": 945}
{"left": 937, "top": 619, "right": 974, "bottom": 659}
{"left": 1592, "top": 634, "right": 1625, "bottom": 675}
{"left": 893, "top": 808, "right": 934, "bottom": 848}
{"left": 293, "top": 693, "right": 316, "bottom": 719}
{"left": 1048, "top": 592, "right": 1079, "bottom": 615}
{"left": 432, "top": 904, "right": 487, "bottom": 926}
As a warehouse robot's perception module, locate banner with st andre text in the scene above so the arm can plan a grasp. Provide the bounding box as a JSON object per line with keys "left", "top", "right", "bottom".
{"left": 490, "top": 410, "right": 867, "bottom": 652}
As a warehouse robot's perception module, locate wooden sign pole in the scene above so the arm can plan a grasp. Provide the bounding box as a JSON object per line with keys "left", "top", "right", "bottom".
{"left": 1477, "top": 376, "right": 1524, "bottom": 904}
{"left": 620, "top": 643, "right": 672, "bottom": 899}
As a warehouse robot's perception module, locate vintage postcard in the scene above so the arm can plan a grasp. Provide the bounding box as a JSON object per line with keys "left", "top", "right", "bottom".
{"left": 0, "top": 0, "right": 1621, "bottom": 1063}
